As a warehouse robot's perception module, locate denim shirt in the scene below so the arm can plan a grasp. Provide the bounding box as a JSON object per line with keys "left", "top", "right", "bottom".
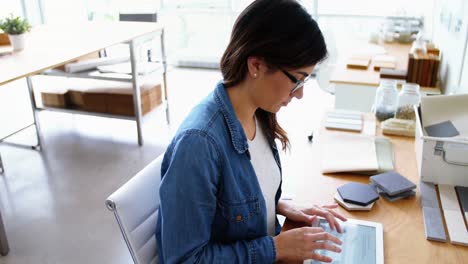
{"left": 156, "top": 81, "right": 283, "bottom": 263}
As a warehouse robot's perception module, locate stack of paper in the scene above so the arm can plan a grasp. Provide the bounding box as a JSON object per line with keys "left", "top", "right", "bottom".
{"left": 64, "top": 56, "right": 129, "bottom": 73}
{"left": 325, "top": 110, "right": 363, "bottom": 132}
{"left": 97, "top": 62, "right": 160, "bottom": 75}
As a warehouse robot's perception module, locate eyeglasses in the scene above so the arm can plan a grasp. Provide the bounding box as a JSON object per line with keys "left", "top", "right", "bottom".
{"left": 281, "top": 70, "right": 312, "bottom": 94}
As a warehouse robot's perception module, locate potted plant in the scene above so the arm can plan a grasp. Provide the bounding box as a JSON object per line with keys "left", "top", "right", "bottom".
{"left": 0, "top": 14, "right": 32, "bottom": 51}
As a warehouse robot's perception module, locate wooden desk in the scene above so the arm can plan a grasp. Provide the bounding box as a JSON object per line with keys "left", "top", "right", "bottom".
{"left": 329, "top": 42, "right": 441, "bottom": 111}
{"left": 0, "top": 21, "right": 168, "bottom": 148}
{"left": 0, "top": 22, "right": 163, "bottom": 85}
{"left": 281, "top": 120, "right": 467, "bottom": 263}
{"left": 0, "top": 21, "right": 167, "bottom": 256}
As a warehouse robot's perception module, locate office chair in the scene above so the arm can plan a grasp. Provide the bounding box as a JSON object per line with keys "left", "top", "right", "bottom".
{"left": 0, "top": 209, "right": 9, "bottom": 256}
{"left": 316, "top": 62, "right": 337, "bottom": 95}
{"left": 0, "top": 153, "right": 4, "bottom": 173}
{"left": 98, "top": 13, "right": 158, "bottom": 60}
{"left": 117, "top": 13, "right": 158, "bottom": 62}
{"left": 106, "top": 153, "right": 164, "bottom": 264}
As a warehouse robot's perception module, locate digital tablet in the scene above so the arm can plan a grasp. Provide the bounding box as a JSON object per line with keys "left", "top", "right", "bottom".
{"left": 305, "top": 218, "right": 384, "bottom": 264}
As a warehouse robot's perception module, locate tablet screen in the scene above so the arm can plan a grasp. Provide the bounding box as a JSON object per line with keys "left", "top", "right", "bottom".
{"left": 307, "top": 219, "right": 377, "bottom": 264}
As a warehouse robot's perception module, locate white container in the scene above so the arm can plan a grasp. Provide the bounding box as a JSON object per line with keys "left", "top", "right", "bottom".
{"left": 8, "top": 33, "right": 25, "bottom": 51}
{"left": 414, "top": 94, "right": 468, "bottom": 186}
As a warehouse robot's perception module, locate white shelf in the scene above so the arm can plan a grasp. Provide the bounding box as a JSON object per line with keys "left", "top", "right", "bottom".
{"left": 37, "top": 106, "right": 137, "bottom": 121}
{"left": 41, "top": 62, "right": 165, "bottom": 83}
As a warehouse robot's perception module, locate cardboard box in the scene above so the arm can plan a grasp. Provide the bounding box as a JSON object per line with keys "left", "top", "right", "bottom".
{"left": 41, "top": 87, "right": 68, "bottom": 108}
{"left": 0, "top": 33, "right": 11, "bottom": 45}
{"left": 77, "top": 82, "right": 162, "bottom": 116}
{"left": 34, "top": 76, "right": 162, "bottom": 116}
{"left": 0, "top": 33, "right": 13, "bottom": 55}
{"left": 415, "top": 94, "right": 468, "bottom": 187}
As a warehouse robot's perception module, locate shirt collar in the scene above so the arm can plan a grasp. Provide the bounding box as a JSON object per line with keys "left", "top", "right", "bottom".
{"left": 213, "top": 81, "right": 249, "bottom": 154}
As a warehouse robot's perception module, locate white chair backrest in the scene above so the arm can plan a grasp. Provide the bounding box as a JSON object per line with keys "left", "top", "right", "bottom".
{"left": 106, "top": 154, "right": 163, "bottom": 264}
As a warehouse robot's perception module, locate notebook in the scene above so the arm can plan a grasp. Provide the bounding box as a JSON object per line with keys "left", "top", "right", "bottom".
{"left": 320, "top": 133, "right": 379, "bottom": 173}
{"left": 356, "top": 137, "right": 395, "bottom": 175}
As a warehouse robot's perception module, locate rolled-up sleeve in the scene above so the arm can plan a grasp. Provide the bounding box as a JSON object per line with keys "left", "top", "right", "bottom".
{"left": 157, "top": 130, "right": 276, "bottom": 264}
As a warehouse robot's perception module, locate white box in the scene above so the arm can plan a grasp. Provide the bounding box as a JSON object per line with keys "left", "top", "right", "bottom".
{"left": 415, "top": 94, "right": 468, "bottom": 186}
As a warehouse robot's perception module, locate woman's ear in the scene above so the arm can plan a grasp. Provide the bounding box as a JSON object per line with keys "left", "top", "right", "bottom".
{"left": 247, "top": 56, "right": 266, "bottom": 79}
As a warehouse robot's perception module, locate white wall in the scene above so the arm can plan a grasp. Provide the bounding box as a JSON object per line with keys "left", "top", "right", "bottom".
{"left": 432, "top": 0, "right": 468, "bottom": 94}
{"left": 459, "top": 24, "right": 468, "bottom": 93}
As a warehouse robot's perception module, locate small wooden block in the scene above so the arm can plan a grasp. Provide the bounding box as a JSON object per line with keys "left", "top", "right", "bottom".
{"left": 420, "top": 181, "right": 439, "bottom": 208}
{"left": 380, "top": 69, "right": 407, "bottom": 80}
{"left": 422, "top": 207, "right": 447, "bottom": 242}
{"left": 373, "top": 55, "right": 396, "bottom": 71}
{"left": 439, "top": 185, "right": 461, "bottom": 211}
{"left": 439, "top": 185, "right": 468, "bottom": 246}
{"left": 0, "top": 33, "right": 10, "bottom": 45}
{"left": 456, "top": 186, "right": 468, "bottom": 226}
{"left": 346, "top": 55, "right": 371, "bottom": 70}
{"left": 334, "top": 192, "right": 374, "bottom": 211}
{"left": 443, "top": 210, "right": 468, "bottom": 246}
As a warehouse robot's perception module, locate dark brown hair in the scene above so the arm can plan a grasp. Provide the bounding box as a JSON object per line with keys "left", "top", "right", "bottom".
{"left": 220, "top": 0, "right": 327, "bottom": 150}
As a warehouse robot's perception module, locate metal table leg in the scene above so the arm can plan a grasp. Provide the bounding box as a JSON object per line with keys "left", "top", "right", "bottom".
{"left": 128, "top": 27, "right": 169, "bottom": 146}
{"left": 0, "top": 210, "right": 9, "bottom": 256}
{"left": 160, "top": 28, "right": 170, "bottom": 125}
{"left": 26, "top": 76, "right": 42, "bottom": 150}
{"left": 129, "top": 40, "right": 144, "bottom": 146}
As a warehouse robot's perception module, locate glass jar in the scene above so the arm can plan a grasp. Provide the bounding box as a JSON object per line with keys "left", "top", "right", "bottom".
{"left": 395, "top": 83, "right": 421, "bottom": 120}
{"left": 382, "top": 21, "right": 395, "bottom": 43}
{"left": 373, "top": 80, "right": 399, "bottom": 121}
{"left": 410, "top": 32, "right": 427, "bottom": 54}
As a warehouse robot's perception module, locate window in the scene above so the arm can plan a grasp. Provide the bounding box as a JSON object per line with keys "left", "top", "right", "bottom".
{"left": 0, "top": 0, "right": 23, "bottom": 21}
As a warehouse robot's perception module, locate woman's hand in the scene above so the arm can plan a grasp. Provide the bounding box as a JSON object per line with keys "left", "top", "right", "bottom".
{"left": 278, "top": 201, "right": 347, "bottom": 233}
{"left": 302, "top": 204, "right": 347, "bottom": 233}
{"left": 274, "top": 226, "right": 342, "bottom": 263}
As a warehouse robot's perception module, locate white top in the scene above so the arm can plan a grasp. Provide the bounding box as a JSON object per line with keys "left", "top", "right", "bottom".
{"left": 248, "top": 120, "right": 281, "bottom": 236}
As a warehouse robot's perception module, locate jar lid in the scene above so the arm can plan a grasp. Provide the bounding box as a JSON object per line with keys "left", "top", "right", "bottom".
{"left": 380, "top": 79, "right": 397, "bottom": 89}
{"left": 402, "top": 83, "right": 420, "bottom": 93}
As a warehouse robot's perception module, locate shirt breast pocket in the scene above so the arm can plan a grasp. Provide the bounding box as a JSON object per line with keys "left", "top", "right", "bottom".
{"left": 218, "top": 197, "right": 262, "bottom": 240}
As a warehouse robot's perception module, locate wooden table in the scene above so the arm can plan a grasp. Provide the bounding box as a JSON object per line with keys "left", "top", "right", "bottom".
{"left": 0, "top": 22, "right": 164, "bottom": 85}
{"left": 0, "top": 21, "right": 167, "bottom": 256}
{"left": 329, "top": 42, "right": 441, "bottom": 112}
{"left": 281, "top": 118, "right": 467, "bottom": 263}
{"left": 1, "top": 21, "right": 168, "bottom": 146}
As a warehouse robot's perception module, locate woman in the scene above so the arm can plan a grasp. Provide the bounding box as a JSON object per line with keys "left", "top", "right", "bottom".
{"left": 156, "top": 0, "right": 346, "bottom": 263}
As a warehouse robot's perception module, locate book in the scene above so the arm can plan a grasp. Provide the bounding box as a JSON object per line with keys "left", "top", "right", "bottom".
{"left": 373, "top": 55, "right": 397, "bottom": 71}
{"left": 380, "top": 69, "right": 407, "bottom": 80}
{"left": 64, "top": 56, "right": 129, "bottom": 73}
{"left": 407, "top": 53, "right": 414, "bottom": 82}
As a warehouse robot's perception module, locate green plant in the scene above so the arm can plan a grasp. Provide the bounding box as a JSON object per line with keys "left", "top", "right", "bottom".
{"left": 0, "top": 14, "right": 31, "bottom": 35}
